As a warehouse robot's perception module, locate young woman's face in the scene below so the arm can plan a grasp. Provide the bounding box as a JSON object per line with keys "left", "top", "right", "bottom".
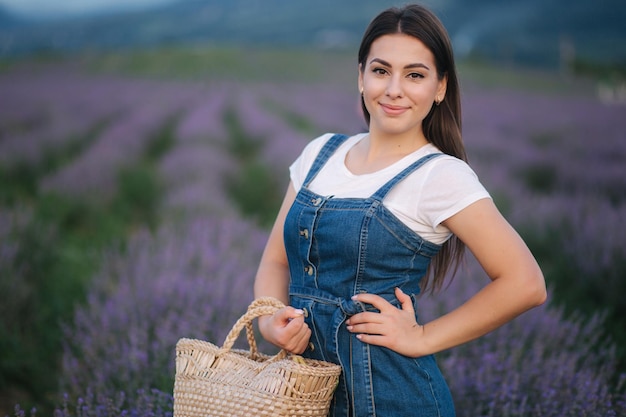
{"left": 359, "top": 33, "right": 447, "bottom": 138}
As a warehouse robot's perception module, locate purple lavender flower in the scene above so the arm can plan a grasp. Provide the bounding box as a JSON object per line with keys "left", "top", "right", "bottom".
{"left": 2, "top": 64, "right": 625, "bottom": 416}
{"left": 59, "top": 215, "right": 268, "bottom": 402}
{"left": 419, "top": 256, "right": 626, "bottom": 416}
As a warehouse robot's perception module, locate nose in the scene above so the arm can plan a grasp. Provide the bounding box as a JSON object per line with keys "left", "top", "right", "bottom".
{"left": 386, "top": 74, "right": 403, "bottom": 98}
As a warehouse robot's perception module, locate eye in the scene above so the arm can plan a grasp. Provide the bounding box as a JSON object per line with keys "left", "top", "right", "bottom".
{"left": 372, "top": 67, "right": 388, "bottom": 76}
{"left": 407, "top": 72, "right": 424, "bottom": 80}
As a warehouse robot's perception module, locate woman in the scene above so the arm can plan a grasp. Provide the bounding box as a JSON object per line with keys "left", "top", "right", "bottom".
{"left": 253, "top": 4, "right": 546, "bottom": 416}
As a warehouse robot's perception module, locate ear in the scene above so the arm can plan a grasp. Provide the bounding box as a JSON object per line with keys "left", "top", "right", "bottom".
{"left": 358, "top": 63, "right": 364, "bottom": 94}
{"left": 436, "top": 73, "right": 448, "bottom": 102}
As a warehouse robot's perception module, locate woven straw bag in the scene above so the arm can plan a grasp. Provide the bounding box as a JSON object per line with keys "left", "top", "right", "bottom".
{"left": 173, "top": 297, "right": 341, "bottom": 416}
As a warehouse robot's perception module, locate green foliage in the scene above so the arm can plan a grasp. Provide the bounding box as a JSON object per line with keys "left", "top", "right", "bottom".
{"left": 146, "top": 117, "right": 177, "bottom": 161}
{"left": 518, "top": 163, "right": 558, "bottom": 193}
{"left": 262, "top": 100, "right": 319, "bottom": 136}
{"left": 0, "top": 117, "right": 176, "bottom": 413}
{"left": 84, "top": 45, "right": 356, "bottom": 85}
{"left": 113, "top": 114, "right": 178, "bottom": 230}
{"left": 0, "top": 163, "right": 38, "bottom": 204}
{"left": 529, "top": 130, "right": 563, "bottom": 148}
{"left": 222, "top": 108, "right": 283, "bottom": 228}
{"left": 570, "top": 57, "right": 626, "bottom": 83}
{"left": 0, "top": 194, "right": 119, "bottom": 409}
{"left": 222, "top": 108, "right": 263, "bottom": 161}
{"left": 0, "top": 121, "right": 107, "bottom": 205}
{"left": 457, "top": 61, "right": 597, "bottom": 95}
{"left": 2, "top": 45, "right": 624, "bottom": 413}
{"left": 113, "top": 165, "right": 161, "bottom": 230}
{"left": 517, "top": 219, "right": 626, "bottom": 373}
{"left": 226, "top": 161, "right": 283, "bottom": 228}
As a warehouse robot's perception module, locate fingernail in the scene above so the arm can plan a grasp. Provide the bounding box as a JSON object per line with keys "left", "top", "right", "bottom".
{"left": 351, "top": 295, "right": 358, "bottom": 300}
{"left": 346, "top": 325, "right": 353, "bottom": 331}
{"left": 294, "top": 309, "right": 304, "bottom": 315}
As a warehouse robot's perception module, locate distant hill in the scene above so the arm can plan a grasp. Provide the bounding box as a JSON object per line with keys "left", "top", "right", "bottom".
{"left": 1, "top": 0, "right": 624, "bottom": 70}
{"left": 0, "top": 4, "right": 24, "bottom": 28}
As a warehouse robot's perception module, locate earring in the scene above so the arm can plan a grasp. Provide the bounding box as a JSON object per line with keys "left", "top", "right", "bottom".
{"left": 435, "top": 97, "right": 441, "bottom": 106}
{"left": 360, "top": 87, "right": 364, "bottom": 95}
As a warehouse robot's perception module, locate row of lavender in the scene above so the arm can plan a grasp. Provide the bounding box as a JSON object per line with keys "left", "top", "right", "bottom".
{"left": 1, "top": 65, "right": 625, "bottom": 415}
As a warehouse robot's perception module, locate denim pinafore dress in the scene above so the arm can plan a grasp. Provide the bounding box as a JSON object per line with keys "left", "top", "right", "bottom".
{"left": 285, "top": 134, "right": 456, "bottom": 417}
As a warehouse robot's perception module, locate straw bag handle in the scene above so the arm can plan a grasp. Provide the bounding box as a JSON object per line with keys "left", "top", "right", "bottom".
{"left": 220, "top": 297, "right": 289, "bottom": 360}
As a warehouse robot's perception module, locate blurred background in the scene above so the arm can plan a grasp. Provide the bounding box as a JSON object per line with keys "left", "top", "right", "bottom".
{"left": 1, "top": 1, "right": 625, "bottom": 416}
{"left": 2, "top": 0, "right": 626, "bottom": 71}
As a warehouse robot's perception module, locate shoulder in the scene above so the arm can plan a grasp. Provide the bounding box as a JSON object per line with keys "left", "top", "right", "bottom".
{"left": 412, "top": 151, "right": 491, "bottom": 230}
{"left": 430, "top": 154, "right": 480, "bottom": 180}
{"left": 414, "top": 144, "right": 480, "bottom": 183}
{"left": 418, "top": 149, "right": 490, "bottom": 205}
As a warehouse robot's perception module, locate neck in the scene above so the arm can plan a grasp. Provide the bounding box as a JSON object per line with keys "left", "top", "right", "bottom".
{"left": 366, "top": 128, "right": 429, "bottom": 159}
{"left": 344, "top": 132, "right": 429, "bottom": 175}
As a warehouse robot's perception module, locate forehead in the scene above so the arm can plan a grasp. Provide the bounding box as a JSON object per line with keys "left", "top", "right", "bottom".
{"left": 368, "top": 33, "right": 435, "bottom": 66}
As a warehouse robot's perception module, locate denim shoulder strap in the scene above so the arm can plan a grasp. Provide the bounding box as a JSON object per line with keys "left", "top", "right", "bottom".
{"left": 371, "top": 153, "right": 444, "bottom": 201}
{"left": 302, "top": 133, "right": 349, "bottom": 188}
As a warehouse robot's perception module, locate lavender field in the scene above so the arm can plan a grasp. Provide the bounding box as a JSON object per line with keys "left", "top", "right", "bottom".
{"left": 1, "top": 51, "right": 625, "bottom": 416}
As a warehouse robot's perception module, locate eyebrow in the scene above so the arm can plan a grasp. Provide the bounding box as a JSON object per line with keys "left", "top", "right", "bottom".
{"left": 369, "top": 57, "right": 430, "bottom": 71}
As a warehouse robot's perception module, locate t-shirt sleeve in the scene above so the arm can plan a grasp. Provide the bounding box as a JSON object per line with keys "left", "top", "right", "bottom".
{"left": 417, "top": 156, "right": 491, "bottom": 231}
{"left": 289, "top": 133, "right": 334, "bottom": 191}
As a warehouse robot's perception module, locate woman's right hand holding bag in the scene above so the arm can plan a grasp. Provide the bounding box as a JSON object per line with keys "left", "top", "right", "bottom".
{"left": 257, "top": 306, "right": 312, "bottom": 354}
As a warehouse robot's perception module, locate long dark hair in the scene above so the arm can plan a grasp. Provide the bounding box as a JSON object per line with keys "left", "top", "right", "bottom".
{"left": 358, "top": 4, "right": 467, "bottom": 293}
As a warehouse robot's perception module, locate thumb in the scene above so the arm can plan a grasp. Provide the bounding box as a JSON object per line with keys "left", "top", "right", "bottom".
{"left": 395, "top": 287, "right": 415, "bottom": 313}
{"left": 275, "top": 306, "right": 305, "bottom": 326}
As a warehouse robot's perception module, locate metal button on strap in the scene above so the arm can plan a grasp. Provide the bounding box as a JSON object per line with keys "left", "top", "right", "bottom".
{"left": 304, "top": 265, "right": 314, "bottom": 275}
{"left": 302, "top": 307, "right": 309, "bottom": 318}
{"left": 312, "top": 197, "right": 322, "bottom": 206}
{"left": 299, "top": 229, "right": 309, "bottom": 239}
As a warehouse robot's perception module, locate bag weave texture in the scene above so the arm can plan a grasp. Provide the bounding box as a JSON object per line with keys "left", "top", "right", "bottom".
{"left": 173, "top": 297, "right": 341, "bottom": 416}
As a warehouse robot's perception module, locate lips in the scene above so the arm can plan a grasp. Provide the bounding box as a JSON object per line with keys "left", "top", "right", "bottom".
{"left": 380, "top": 103, "right": 409, "bottom": 116}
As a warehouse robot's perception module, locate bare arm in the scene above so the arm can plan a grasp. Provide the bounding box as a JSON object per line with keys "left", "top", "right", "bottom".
{"left": 253, "top": 182, "right": 311, "bottom": 353}
{"left": 253, "top": 183, "right": 296, "bottom": 303}
{"left": 347, "top": 198, "right": 547, "bottom": 357}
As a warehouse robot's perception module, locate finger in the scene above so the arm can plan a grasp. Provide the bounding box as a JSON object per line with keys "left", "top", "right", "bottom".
{"left": 395, "top": 287, "right": 415, "bottom": 313}
{"left": 291, "top": 327, "right": 312, "bottom": 354}
{"left": 346, "top": 311, "right": 383, "bottom": 326}
{"left": 283, "top": 318, "right": 310, "bottom": 353}
{"left": 347, "top": 321, "right": 384, "bottom": 336}
{"left": 285, "top": 314, "right": 307, "bottom": 334}
{"left": 355, "top": 333, "right": 386, "bottom": 347}
{"left": 351, "top": 293, "right": 394, "bottom": 313}
{"left": 275, "top": 306, "right": 305, "bottom": 326}
{"left": 278, "top": 316, "right": 310, "bottom": 352}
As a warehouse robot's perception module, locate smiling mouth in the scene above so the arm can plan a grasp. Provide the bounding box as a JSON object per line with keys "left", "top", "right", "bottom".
{"left": 380, "top": 103, "right": 409, "bottom": 115}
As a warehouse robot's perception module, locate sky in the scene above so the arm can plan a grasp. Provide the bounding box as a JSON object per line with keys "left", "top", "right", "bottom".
{"left": 0, "top": 0, "right": 178, "bottom": 18}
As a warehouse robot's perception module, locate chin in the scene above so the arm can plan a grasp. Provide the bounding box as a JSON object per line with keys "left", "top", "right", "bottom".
{"left": 373, "top": 123, "right": 419, "bottom": 137}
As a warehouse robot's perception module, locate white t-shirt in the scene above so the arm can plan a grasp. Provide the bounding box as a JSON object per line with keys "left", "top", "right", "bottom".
{"left": 289, "top": 133, "right": 491, "bottom": 245}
